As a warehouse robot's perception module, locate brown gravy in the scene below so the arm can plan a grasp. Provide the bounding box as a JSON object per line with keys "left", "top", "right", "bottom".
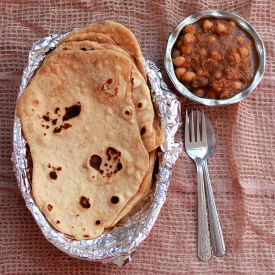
{"left": 172, "top": 18, "right": 258, "bottom": 99}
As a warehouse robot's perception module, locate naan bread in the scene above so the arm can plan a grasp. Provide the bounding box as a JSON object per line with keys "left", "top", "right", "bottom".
{"left": 17, "top": 50, "right": 150, "bottom": 240}
{"left": 58, "top": 20, "right": 147, "bottom": 80}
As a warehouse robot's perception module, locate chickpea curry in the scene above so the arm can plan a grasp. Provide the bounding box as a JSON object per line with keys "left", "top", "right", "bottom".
{"left": 172, "top": 18, "right": 258, "bottom": 99}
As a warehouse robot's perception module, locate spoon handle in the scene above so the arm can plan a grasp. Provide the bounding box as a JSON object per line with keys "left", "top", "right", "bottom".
{"left": 202, "top": 160, "right": 226, "bottom": 257}
{"left": 196, "top": 159, "right": 211, "bottom": 262}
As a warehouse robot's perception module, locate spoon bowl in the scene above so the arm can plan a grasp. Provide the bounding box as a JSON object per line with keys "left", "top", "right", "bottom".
{"left": 204, "top": 115, "right": 216, "bottom": 160}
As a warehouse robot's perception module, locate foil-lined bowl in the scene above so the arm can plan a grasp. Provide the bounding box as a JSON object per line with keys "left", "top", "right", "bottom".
{"left": 12, "top": 32, "right": 183, "bottom": 266}
{"left": 165, "top": 10, "right": 266, "bottom": 106}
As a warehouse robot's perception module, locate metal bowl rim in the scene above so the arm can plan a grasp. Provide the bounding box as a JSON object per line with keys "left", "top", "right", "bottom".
{"left": 164, "top": 10, "right": 266, "bottom": 106}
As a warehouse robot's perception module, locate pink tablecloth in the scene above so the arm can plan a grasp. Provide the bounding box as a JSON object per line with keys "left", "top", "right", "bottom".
{"left": 1, "top": 0, "right": 275, "bottom": 274}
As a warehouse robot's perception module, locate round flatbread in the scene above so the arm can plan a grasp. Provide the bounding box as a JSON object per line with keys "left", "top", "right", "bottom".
{"left": 108, "top": 149, "right": 157, "bottom": 228}
{"left": 17, "top": 50, "right": 150, "bottom": 240}
{"left": 58, "top": 31, "right": 117, "bottom": 45}
{"left": 58, "top": 20, "right": 147, "bottom": 80}
{"left": 53, "top": 40, "right": 164, "bottom": 152}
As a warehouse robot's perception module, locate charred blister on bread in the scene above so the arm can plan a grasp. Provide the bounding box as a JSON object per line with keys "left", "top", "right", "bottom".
{"left": 48, "top": 164, "right": 62, "bottom": 180}
{"left": 39, "top": 102, "right": 81, "bottom": 135}
{"left": 79, "top": 196, "right": 91, "bottom": 209}
{"left": 89, "top": 147, "right": 123, "bottom": 179}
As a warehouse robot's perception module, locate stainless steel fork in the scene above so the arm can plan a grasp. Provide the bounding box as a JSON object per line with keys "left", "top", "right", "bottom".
{"left": 185, "top": 109, "right": 211, "bottom": 262}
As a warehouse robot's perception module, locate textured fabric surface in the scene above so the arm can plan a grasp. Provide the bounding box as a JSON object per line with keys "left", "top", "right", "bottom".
{"left": 1, "top": 0, "right": 275, "bottom": 274}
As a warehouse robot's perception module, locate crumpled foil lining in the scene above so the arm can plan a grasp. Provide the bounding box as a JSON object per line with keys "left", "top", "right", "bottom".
{"left": 12, "top": 32, "right": 183, "bottom": 266}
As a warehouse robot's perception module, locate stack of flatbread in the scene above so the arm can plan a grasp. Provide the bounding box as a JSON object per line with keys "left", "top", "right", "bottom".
{"left": 17, "top": 21, "right": 164, "bottom": 240}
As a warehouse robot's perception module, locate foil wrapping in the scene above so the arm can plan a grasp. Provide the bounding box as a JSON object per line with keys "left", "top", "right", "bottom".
{"left": 12, "top": 32, "right": 183, "bottom": 266}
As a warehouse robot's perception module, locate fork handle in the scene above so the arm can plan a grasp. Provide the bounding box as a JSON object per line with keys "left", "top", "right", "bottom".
{"left": 196, "top": 159, "right": 211, "bottom": 262}
{"left": 203, "top": 160, "right": 226, "bottom": 257}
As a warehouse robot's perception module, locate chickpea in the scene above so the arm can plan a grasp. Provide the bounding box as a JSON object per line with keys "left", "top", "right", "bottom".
{"left": 183, "top": 33, "right": 195, "bottom": 44}
{"left": 175, "top": 67, "right": 186, "bottom": 79}
{"left": 197, "top": 77, "right": 209, "bottom": 87}
{"left": 224, "top": 67, "right": 239, "bottom": 80}
{"left": 212, "top": 80, "right": 223, "bottom": 92}
{"left": 184, "top": 24, "right": 196, "bottom": 34}
{"left": 208, "top": 35, "right": 216, "bottom": 43}
{"left": 206, "top": 91, "right": 216, "bottom": 99}
{"left": 196, "top": 68, "right": 208, "bottom": 77}
{"left": 196, "top": 69, "right": 203, "bottom": 77}
{"left": 202, "top": 20, "right": 213, "bottom": 31}
{"left": 180, "top": 46, "right": 193, "bottom": 54}
{"left": 176, "top": 40, "right": 183, "bottom": 48}
{"left": 240, "top": 57, "right": 251, "bottom": 70}
{"left": 228, "top": 21, "right": 236, "bottom": 28}
{"left": 232, "top": 53, "right": 241, "bottom": 64}
{"left": 172, "top": 49, "right": 180, "bottom": 58}
{"left": 181, "top": 71, "right": 196, "bottom": 82}
{"left": 215, "top": 23, "right": 227, "bottom": 34}
{"left": 235, "top": 36, "right": 244, "bottom": 45}
{"left": 238, "top": 47, "right": 249, "bottom": 58}
{"left": 210, "top": 50, "right": 222, "bottom": 61}
{"left": 173, "top": 56, "right": 185, "bottom": 67}
{"left": 220, "top": 90, "right": 230, "bottom": 99}
{"left": 198, "top": 49, "right": 207, "bottom": 56}
{"left": 192, "top": 79, "right": 199, "bottom": 88}
{"left": 212, "top": 70, "right": 222, "bottom": 79}
{"left": 194, "top": 88, "right": 205, "bottom": 97}
{"left": 233, "top": 81, "right": 242, "bottom": 90}
{"left": 226, "top": 53, "right": 240, "bottom": 67}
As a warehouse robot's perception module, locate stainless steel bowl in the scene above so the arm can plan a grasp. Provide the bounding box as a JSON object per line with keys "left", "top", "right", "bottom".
{"left": 164, "top": 10, "right": 266, "bottom": 106}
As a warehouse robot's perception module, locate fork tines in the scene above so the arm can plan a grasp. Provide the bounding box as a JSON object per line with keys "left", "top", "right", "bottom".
{"left": 185, "top": 109, "right": 207, "bottom": 144}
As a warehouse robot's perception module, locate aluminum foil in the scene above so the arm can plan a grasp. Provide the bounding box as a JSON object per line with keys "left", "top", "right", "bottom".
{"left": 12, "top": 32, "right": 183, "bottom": 266}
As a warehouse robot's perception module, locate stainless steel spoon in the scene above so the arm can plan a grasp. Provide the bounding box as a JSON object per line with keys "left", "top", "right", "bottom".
{"left": 203, "top": 114, "right": 226, "bottom": 257}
